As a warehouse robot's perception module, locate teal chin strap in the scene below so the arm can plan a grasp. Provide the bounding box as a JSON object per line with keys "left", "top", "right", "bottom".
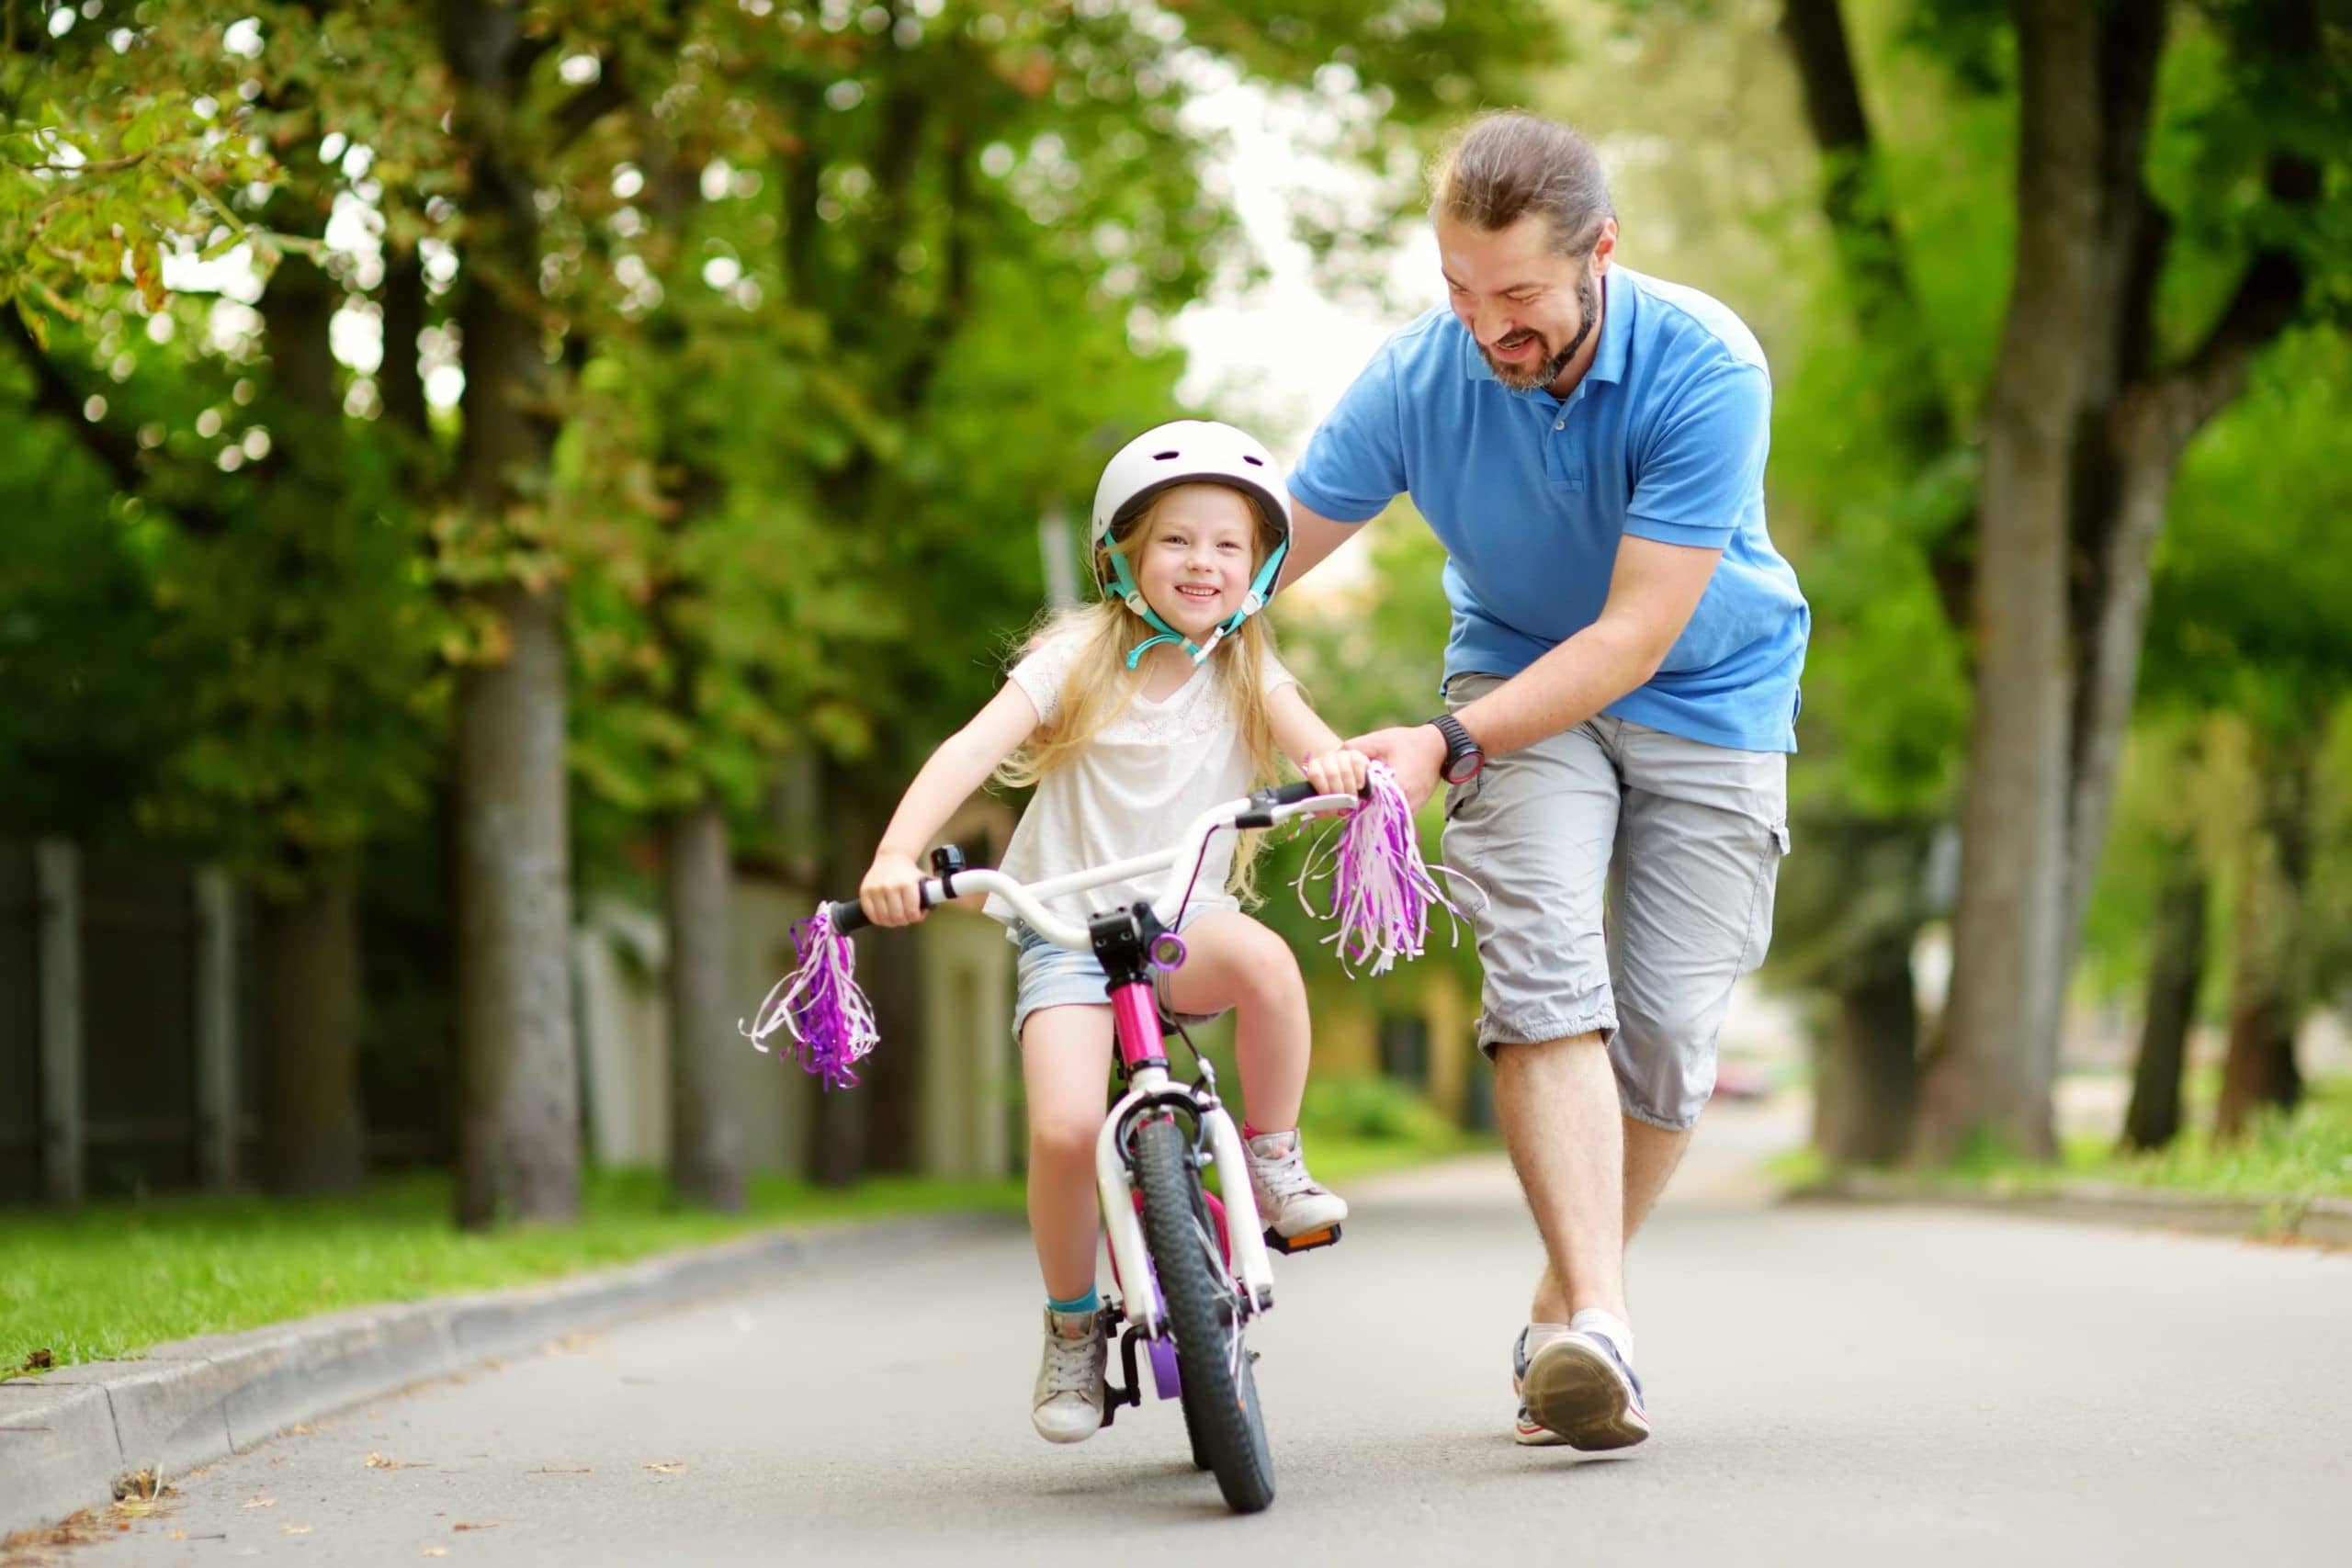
{"left": 1110, "top": 542, "right": 1290, "bottom": 670}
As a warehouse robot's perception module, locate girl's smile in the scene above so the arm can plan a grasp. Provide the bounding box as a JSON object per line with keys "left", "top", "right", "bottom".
{"left": 1134, "top": 484, "right": 1261, "bottom": 638}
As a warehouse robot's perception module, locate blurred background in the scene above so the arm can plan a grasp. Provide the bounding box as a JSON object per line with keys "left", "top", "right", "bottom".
{"left": 3, "top": 0, "right": 2347, "bottom": 1258}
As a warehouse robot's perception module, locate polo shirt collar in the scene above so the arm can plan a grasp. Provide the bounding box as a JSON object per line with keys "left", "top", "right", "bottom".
{"left": 1455, "top": 264, "right": 1632, "bottom": 390}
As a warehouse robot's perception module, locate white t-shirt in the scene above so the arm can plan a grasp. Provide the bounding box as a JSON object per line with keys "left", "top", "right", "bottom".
{"left": 984, "top": 632, "right": 1296, "bottom": 932}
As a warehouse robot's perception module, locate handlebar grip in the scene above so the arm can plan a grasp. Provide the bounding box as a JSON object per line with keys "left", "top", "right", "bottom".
{"left": 1265, "top": 780, "right": 1320, "bottom": 806}
{"left": 822, "top": 882, "right": 936, "bottom": 935}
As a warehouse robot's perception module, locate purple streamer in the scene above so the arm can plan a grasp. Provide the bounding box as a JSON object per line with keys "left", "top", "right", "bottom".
{"left": 740, "top": 907, "right": 879, "bottom": 1090}
{"left": 1294, "top": 761, "right": 1478, "bottom": 977}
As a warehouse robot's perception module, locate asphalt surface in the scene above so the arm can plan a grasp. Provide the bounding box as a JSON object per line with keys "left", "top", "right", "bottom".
{"left": 51, "top": 1102, "right": 2352, "bottom": 1566}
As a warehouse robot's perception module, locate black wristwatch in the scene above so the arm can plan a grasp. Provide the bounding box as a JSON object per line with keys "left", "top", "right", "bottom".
{"left": 1427, "top": 713, "right": 1485, "bottom": 784}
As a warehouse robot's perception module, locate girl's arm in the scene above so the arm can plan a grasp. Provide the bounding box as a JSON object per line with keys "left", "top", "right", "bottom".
{"left": 859, "top": 681, "right": 1042, "bottom": 925}
{"left": 1269, "top": 682, "right": 1370, "bottom": 796}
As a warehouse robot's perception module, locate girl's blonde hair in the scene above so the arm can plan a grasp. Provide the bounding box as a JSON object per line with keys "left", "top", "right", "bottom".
{"left": 995, "top": 484, "right": 1292, "bottom": 898}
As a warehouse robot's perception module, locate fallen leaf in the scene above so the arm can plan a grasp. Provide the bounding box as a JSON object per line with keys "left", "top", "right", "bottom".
{"left": 643, "top": 1461, "right": 684, "bottom": 1473}
{"left": 365, "top": 1451, "right": 420, "bottom": 1470}
{"left": 453, "top": 1522, "right": 499, "bottom": 1531}
{"left": 23, "top": 1348, "right": 53, "bottom": 1370}
{"left": 527, "top": 1466, "right": 592, "bottom": 1474}
{"left": 283, "top": 1523, "right": 312, "bottom": 1534}
{"left": 171, "top": 1529, "right": 187, "bottom": 1540}
{"left": 425, "top": 1550, "right": 448, "bottom": 1558}
{"left": 242, "top": 1497, "right": 277, "bottom": 1509}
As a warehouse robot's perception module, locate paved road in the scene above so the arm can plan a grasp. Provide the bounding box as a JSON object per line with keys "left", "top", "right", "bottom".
{"left": 63, "top": 1103, "right": 2352, "bottom": 1566}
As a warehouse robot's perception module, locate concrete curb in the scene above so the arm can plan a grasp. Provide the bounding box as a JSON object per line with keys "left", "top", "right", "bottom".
{"left": 1, "top": 1210, "right": 1013, "bottom": 1539}
{"left": 1788, "top": 1171, "right": 2352, "bottom": 1247}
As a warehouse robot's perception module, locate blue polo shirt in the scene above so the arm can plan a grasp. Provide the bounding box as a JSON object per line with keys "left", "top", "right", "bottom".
{"left": 1289, "top": 265, "right": 1808, "bottom": 753}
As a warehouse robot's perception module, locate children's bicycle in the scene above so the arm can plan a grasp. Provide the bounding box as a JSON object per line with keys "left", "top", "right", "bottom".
{"left": 820, "top": 779, "right": 1356, "bottom": 1515}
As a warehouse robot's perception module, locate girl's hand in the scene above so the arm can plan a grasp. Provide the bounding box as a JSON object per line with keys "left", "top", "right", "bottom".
{"left": 1303, "top": 747, "right": 1372, "bottom": 798}
{"left": 859, "top": 850, "right": 929, "bottom": 927}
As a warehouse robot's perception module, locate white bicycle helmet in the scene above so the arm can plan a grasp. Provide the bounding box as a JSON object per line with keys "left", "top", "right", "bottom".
{"left": 1089, "top": 420, "right": 1293, "bottom": 668}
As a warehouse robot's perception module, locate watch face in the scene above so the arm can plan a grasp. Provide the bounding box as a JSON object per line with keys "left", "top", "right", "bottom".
{"left": 1442, "top": 749, "right": 1484, "bottom": 785}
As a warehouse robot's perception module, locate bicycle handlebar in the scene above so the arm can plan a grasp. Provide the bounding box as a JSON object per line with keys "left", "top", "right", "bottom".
{"left": 820, "top": 781, "right": 1361, "bottom": 949}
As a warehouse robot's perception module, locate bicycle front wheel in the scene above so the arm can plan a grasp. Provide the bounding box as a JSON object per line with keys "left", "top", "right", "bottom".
{"left": 1133, "top": 1112, "right": 1273, "bottom": 1514}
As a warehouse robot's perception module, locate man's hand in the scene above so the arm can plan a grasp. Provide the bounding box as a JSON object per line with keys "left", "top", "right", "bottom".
{"left": 1345, "top": 723, "right": 1449, "bottom": 811}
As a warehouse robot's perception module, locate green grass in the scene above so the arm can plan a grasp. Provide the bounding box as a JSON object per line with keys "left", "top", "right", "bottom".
{"left": 0, "top": 1124, "right": 1475, "bottom": 1372}
{"left": 1777, "top": 1078, "right": 2352, "bottom": 1203}
{"left": 0, "top": 1168, "right": 1023, "bottom": 1372}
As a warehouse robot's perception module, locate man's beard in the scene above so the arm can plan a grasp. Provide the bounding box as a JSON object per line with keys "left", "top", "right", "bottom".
{"left": 1483, "top": 265, "right": 1601, "bottom": 392}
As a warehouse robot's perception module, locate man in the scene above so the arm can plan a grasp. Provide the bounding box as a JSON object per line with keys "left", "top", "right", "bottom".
{"left": 1281, "top": 111, "right": 1807, "bottom": 1450}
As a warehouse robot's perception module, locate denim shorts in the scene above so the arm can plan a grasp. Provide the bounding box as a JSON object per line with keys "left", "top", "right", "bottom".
{"left": 1442, "top": 673, "right": 1790, "bottom": 1131}
{"left": 1008, "top": 913, "right": 1227, "bottom": 1045}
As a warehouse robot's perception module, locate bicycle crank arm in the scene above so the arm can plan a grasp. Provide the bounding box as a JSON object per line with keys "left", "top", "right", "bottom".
{"left": 1098, "top": 1324, "right": 1148, "bottom": 1430}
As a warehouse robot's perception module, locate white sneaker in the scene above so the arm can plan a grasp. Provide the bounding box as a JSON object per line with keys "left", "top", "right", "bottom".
{"left": 1031, "top": 1306, "right": 1106, "bottom": 1444}
{"left": 1244, "top": 1130, "right": 1349, "bottom": 1238}
{"left": 1513, "top": 1323, "right": 1650, "bottom": 1451}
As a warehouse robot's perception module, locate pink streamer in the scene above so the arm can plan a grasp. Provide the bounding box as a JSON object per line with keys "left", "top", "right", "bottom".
{"left": 740, "top": 906, "right": 879, "bottom": 1090}
{"left": 1295, "top": 761, "right": 1477, "bottom": 977}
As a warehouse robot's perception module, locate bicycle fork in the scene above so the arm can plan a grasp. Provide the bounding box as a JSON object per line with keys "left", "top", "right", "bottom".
{"left": 1095, "top": 1066, "right": 1277, "bottom": 1337}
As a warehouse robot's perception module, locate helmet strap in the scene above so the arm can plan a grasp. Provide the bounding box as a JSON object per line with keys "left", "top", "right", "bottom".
{"left": 1108, "top": 538, "right": 1290, "bottom": 670}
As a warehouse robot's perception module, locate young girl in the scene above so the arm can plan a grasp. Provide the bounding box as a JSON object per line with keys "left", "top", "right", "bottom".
{"left": 858, "top": 420, "right": 1368, "bottom": 1444}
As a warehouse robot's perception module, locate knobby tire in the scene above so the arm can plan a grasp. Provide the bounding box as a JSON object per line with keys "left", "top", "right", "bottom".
{"left": 1133, "top": 1113, "right": 1273, "bottom": 1513}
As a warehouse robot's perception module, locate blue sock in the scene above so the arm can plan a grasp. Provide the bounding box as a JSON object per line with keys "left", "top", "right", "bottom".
{"left": 1047, "top": 1287, "right": 1100, "bottom": 1316}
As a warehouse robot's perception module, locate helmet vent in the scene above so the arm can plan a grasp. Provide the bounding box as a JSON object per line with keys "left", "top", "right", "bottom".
{"left": 1153, "top": 450, "right": 1181, "bottom": 460}
{"left": 1241, "top": 454, "right": 1264, "bottom": 466}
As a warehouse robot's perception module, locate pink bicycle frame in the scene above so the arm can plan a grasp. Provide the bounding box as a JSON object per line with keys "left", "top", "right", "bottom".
{"left": 1108, "top": 977, "right": 1166, "bottom": 1074}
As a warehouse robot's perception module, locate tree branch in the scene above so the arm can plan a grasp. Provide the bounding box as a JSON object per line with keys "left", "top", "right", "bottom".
{"left": 549, "top": 68, "right": 631, "bottom": 153}
{"left": 2092, "top": 0, "right": 2169, "bottom": 392}
{"left": 5, "top": 308, "right": 232, "bottom": 536}
{"left": 5, "top": 309, "right": 148, "bottom": 495}
{"left": 1781, "top": 0, "right": 1967, "bottom": 631}
{"left": 1781, "top": 0, "right": 1871, "bottom": 160}
{"left": 2165, "top": 242, "right": 2306, "bottom": 434}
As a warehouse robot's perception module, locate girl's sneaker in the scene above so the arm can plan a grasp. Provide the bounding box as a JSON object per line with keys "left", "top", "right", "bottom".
{"left": 1244, "top": 1129, "right": 1349, "bottom": 1241}
{"left": 1032, "top": 1306, "right": 1107, "bottom": 1444}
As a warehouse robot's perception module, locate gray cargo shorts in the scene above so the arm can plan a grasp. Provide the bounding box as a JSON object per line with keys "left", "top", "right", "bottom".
{"left": 1442, "top": 673, "right": 1790, "bottom": 1131}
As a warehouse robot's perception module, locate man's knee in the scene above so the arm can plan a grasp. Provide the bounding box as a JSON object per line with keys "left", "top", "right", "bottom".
{"left": 1610, "top": 1008, "right": 1719, "bottom": 1131}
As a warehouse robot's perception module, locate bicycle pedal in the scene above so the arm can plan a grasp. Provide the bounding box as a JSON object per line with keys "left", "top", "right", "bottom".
{"left": 1262, "top": 1223, "right": 1340, "bottom": 1255}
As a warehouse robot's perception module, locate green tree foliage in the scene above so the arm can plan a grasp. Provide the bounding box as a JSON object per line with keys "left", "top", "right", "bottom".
{"left": 2, "top": 2, "right": 273, "bottom": 325}
{"left": 6, "top": 0, "right": 1556, "bottom": 1208}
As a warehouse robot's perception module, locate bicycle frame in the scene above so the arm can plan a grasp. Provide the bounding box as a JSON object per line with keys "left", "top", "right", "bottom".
{"left": 1091, "top": 946, "right": 1271, "bottom": 1337}
{"left": 821, "top": 781, "right": 1354, "bottom": 1337}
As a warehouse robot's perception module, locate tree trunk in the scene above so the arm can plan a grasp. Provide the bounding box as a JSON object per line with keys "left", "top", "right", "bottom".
{"left": 1811, "top": 934, "right": 1920, "bottom": 1167}
{"left": 808, "top": 756, "right": 925, "bottom": 1186}
{"left": 664, "top": 795, "right": 746, "bottom": 1211}
{"left": 2120, "top": 847, "right": 2205, "bottom": 1152}
{"left": 2214, "top": 734, "right": 2314, "bottom": 1141}
{"left": 257, "top": 867, "right": 366, "bottom": 1193}
{"left": 444, "top": 0, "right": 580, "bottom": 1228}
{"left": 251, "top": 182, "right": 371, "bottom": 1200}
{"left": 379, "top": 243, "right": 431, "bottom": 451}
{"left": 2062, "top": 412, "right": 2184, "bottom": 961}
{"left": 453, "top": 583, "right": 578, "bottom": 1224}
{"left": 1915, "top": 0, "right": 2103, "bottom": 1165}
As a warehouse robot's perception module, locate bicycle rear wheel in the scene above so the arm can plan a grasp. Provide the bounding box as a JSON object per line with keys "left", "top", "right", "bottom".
{"left": 1133, "top": 1112, "right": 1273, "bottom": 1513}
